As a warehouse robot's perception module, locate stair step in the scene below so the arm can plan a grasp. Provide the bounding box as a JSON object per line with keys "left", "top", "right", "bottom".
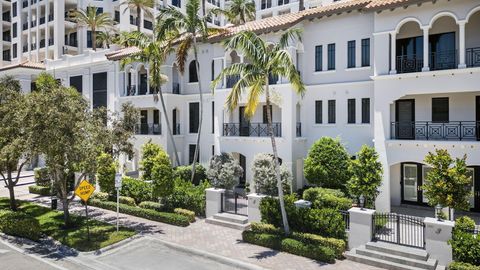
{"left": 346, "top": 250, "right": 431, "bottom": 270}
{"left": 366, "top": 242, "right": 429, "bottom": 261}
{"left": 213, "top": 213, "right": 249, "bottom": 224}
{"left": 356, "top": 246, "right": 437, "bottom": 270}
{"left": 205, "top": 217, "right": 251, "bottom": 230}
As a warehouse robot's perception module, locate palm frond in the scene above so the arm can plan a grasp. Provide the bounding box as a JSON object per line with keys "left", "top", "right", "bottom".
{"left": 277, "top": 28, "right": 302, "bottom": 50}
{"left": 223, "top": 31, "right": 266, "bottom": 65}
{"left": 175, "top": 35, "right": 193, "bottom": 73}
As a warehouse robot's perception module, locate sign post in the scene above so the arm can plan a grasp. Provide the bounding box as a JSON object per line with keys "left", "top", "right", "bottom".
{"left": 114, "top": 173, "right": 122, "bottom": 232}
{"left": 74, "top": 180, "right": 95, "bottom": 241}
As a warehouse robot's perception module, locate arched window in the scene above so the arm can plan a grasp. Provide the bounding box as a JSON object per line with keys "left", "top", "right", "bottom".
{"left": 189, "top": 60, "right": 198, "bottom": 83}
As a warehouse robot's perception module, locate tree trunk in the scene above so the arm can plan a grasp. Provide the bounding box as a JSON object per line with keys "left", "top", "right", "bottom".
{"left": 265, "top": 80, "right": 290, "bottom": 235}
{"left": 7, "top": 170, "right": 17, "bottom": 211}
{"left": 92, "top": 27, "right": 97, "bottom": 51}
{"left": 137, "top": 7, "right": 141, "bottom": 32}
{"left": 62, "top": 197, "right": 70, "bottom": 227}
{"left": 157, "top": 85, "right": 181, "bottom": 166}
{"left": 190, "top": 37, "right": 204, "bottom": 183}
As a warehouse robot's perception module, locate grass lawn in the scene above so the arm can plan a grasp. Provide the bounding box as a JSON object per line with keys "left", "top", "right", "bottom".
{"left": 0, "top": 198, "right": 136, "bottom": 252}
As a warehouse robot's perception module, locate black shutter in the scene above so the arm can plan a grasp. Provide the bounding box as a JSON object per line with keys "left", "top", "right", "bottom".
{"left": 328, "top": 100, "right": 336, "bottom": 124}
{"left": 189, "top": 102, "right": 199, "bottom": 133}
{"left": 315, "top": 100, "right": 322, "bottom": 124}
{"left": 348, "top": 99, "right": 356, "bottom": 124}
{"left": 362, "top": 98, "right": 370, "bottom": 124}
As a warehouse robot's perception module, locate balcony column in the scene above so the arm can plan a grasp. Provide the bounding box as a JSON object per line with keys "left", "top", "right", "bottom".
{"left": 458, "top": 21, "right": 466, "bottom": 69}
{"left": 422, "top": 26, "right": 430, "bottom": 72}
{"left": 389, "top": 31, "right": 397, "bottom": 74}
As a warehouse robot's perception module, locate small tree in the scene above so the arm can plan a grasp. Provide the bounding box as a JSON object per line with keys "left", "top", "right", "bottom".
{"left": 423, "top": 149, "right": 471, "bottom": 216}
{"left": 252, "top": 153, "right": 292, "bottom": 196}
{"left": 206, "top": 153, "right": 243, "bottom": 190}
{"left": 140, "top": 141, "right": 163, "bottom": 180}
{"left": 151, "top": 147, "right": 174, "bottom": 199}
{"left": 347, "top": 145, "right": 383, "bottom": 208}
{"left": 304, "top": 137, "right": 351, "bottom": 190}
{"left": 97, "top": 152, "right": 117, "bottom": 195}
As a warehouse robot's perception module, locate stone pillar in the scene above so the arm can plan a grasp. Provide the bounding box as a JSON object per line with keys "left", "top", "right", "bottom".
{"left": 458, "top": 21, "right": 466, "bottom": 69}
{"left": 348, "top": 207, "right": 375, "bottom": 250}
{"left": 390, "top": 32, "right": 397, "bottom": 74}
{"left": 422, "top": 27, "right": 430, "bottom": 72}
{"left": 247, "top": 193, "right": 265, "bottom": 223}
{"left": 206, "top": 188, "right": 225, "bottom": 218}
{"left": 424, "top": 217, "right": 454, "bottom": 266}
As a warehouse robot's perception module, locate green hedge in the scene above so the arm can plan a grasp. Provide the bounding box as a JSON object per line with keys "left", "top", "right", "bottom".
{"left": 450, "top": 216, "right": 480, "bottom": 265}
{"left": 91, "top": 192, "right": 109, "bottom": 201}
{"left": 28, "top": 185, "right": 52, "bottom": 196}
{"left": 302, "top": 187, "right": 352, "bottom": 211}
{"left": 118, "top": 196, "right": 136, "bottom": 206}
{"left": 250, "top": 222, "right": 346, "bottom": 257}
{"left": 139, "top": 201, "right": 164, "bottom": 211}
{"left": 163, "top": 178, "right": 210, "bottom": 216}
{"left": 89, "top": 199, "right": 189, "bottom": 227}
{"left": 0, "top": 210, "right": 41, "bottom": 241}
{"left": 34, "top": 167, "right": 50, "bottom": 187}
{"left": 174, "top": 208, "right": 195, "bottom": 223}
{"left": 449, "top": 262, "right": 480, "bottom": 270}
{"left": 121, "top": 177, "right": 153, "bottom": 204}
{"left": 242, "top": 231, "right": 336, "bottom": 263}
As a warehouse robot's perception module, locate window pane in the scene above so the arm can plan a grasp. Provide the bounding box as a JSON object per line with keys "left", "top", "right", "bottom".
{"left": 315, "top": 45, "right": 322, "bottom": 71}
{"left": 189, "top": 102, "right": 199, "bottom": 133}
{"left": 315, "top": 100, "right": 322, "bottom": 124}
{"left": 361, "top": 38, "right": 370, "bottom": 67}
{"left": 92, "top": 72, "right": 107, "bottom": 108}
{"left": 362, "top": 98, "right": 370, "bottom": 124}
{"left": 348, "top": 99, "right": 355, "bottom": 124}
{"left": 70, "top": 75, "right": 82, "bottom": 93}
{"left": 348, "top": 41, "right": 355, "bottom": 68}
{"left": 432, "top": 97, "right": 449, "bottom": 122}
{"left": 328, "top": 100, "right": 336, "bottom": 124}
{"left": 328, "top": 44, "right": 335, "bottom": 70}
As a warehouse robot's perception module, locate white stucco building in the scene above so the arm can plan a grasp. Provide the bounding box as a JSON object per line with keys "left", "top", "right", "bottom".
{"left": 1, "top": 0, "right": 479, "bottom": 213}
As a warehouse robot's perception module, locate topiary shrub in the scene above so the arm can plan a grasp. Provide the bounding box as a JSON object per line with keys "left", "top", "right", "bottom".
{"left": 449, "top": 262, "right": 480, "bottom": 270}
{"left": 97, "top": 152, "right": 117, "bottom": 195}
{"left": 174, "top": 208, "right": 195, "bottom": 223}
{"left": 140, "top": 141, "right": 164, "bottom": 181}
{"left": 28, "top": 185, "right": 52, "bottom": 196}
{"left": 251, "top": 153, "right": 292, "bottom": 196}
{"left": 206, "top": 153, "right": 243, "bottom": 190}
{"left": 139, "top": 201, "right": 163, "bottom": 211}
{"left": 0, "top": 210, "right": 41, "bottom": 241}
{"left": 174, "top": 164, "right": 207, "bottom": 185}
{"left": 118, "top": 196, "right": 136, "bottom": 206}
{"left": 34, "top": 167, "right": 50, "bottom": 187}
{"left": 120, "top": 176, "right": 153, "bottom": 204}
{"left": 150, "top": 149, "right": 174, "bottom": 198}
{"left": 302, "top": 187, "right": 352, "bottom": 210}
{"left": 449, "top": 216, "right": 480, "bottom": 265}
{"left": 163, "top": 178, "right": 210, "bottom": 216}
{"left": 304, "top": 137, "right": 351, "bottom": 190}
{"left": 91, "top": 192, "right": 109, "bottom": 201}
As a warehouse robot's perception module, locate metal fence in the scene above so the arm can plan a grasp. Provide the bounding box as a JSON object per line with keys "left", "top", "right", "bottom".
{"left": 339, "top": 210, "right": 350, "bottom": 231}
{"left": 372, "top": 213, "right": 425, "bottom": 249}
{"left": 221, "top": 190, "right": 248, "bottom": 216}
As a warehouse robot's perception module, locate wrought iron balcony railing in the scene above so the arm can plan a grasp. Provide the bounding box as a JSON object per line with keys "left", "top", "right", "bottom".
{"left": 391, "top": 121, "right": 480, "bottom": 141}
{"left": 466, "top": 47, "right": 480, "bottom": 68}
{"left": 135, "top": 123, "right": 161, "bottom": 135}
{"left": 430, "top": 50, "right": 457, "bottom": 71}
{"left": 223, "top": 122, "right": 281, "bottom": 137}
{"left": 396, "top": 54, "right": 423, "bottom": 74}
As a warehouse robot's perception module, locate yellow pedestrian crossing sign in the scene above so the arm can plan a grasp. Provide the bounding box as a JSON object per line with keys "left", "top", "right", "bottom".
{"left": 75, "top": 180, "right": 95, "bottom": 202}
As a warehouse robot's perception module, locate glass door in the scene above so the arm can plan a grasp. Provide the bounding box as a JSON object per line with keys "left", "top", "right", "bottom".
{"left": 403, "top": 164, "right": 419, "bottom": 202}
{"left": 396, "top": 100, "right": 415, "bottom": 139}
{"left": 422, "top": 166, "right": 432, "bottom": 204}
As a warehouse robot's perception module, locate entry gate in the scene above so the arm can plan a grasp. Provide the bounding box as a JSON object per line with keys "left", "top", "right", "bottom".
{"left": 372, "top": 213, "right": 425, "bottom": 249}
{"left": 221, "top": 190, "right": 248, "bottom": 216}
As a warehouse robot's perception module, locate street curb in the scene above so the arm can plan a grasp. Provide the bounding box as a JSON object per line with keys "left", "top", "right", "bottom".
{"left": 145, "top": 236, "right": 267, "bottom": 270}
{"left": 81, "top": 234, "right": 144, "bottom": 256}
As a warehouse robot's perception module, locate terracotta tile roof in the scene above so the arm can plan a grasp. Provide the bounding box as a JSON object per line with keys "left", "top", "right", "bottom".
{"left": 365, "top": 0, "right": 432, "bottom": 11}
{"left": 301, "top": 0, "right": 372, "bottom": 19}
{"left": 0, "top": 61, "right": 46, "bottom": 71}
{"left": 105, "top": 46, "right": 141, "bottom": 61}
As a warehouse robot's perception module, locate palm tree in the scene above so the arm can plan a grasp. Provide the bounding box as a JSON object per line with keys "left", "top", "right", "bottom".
{"left": 73, "top": 6, "right": 113, "bottom": 51}
{"left": 211, "top": 30, "right": 305, "bottom": 234}
{"left": 158, "top": 0, "right": 224, "bottom": 182}
{"left": 96, "top": 30, "right": 118, "bottom": 49}
{"left": 118, "top": 30, "right": 181, "bottom": 167}
{"left": 121, "top": 0, "right": 155, "bottom": 32}
{"left": 212, "top": 0, "right": 255, "bottom": 25}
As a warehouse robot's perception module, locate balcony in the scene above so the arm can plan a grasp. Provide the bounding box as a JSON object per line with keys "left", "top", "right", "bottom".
{"left": 223, "top": 122, "right": 281, "bottom": 137}
{"left": 396, "top": 55, "right": 423, "bottom": 74}
{"left": 430, "top": 50, "right": 457, "bottom": 71}
{"left": 390, "top": 121, "right": 479, "bottom": 141}
{"left": 466, "top": 47, "right": 480, "bottom": 68}
{"left": 135, "top": 123, "right": 161, "bottom": 135}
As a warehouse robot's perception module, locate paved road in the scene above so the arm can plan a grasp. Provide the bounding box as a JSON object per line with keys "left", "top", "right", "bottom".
{"left": 0, "top": 241, "right": 57, "bottom": 270}
{"left": 96, "top": 238, "right": 239, "bottom": 270}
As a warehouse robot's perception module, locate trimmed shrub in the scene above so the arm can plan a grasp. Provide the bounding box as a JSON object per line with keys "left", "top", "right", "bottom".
{"left": 207, "top": 153, "right": 243, "bottom": 190}
{"left": 250, "top": 222, "right": 283, "bottom": 235}
{"left": 450, "top": 216, "right": 480, "bottom": 265}
{"left": 163, "top": 178, "right": 210, "bottom": 216}
{"left": 118, "top": 196, "right": 136, "bottom": 206}
{"left": 303, "top": 187, "right": 352, "bottom": 210}
{"left": 120, "top": 176, "right": 153, "bottom": 204}
{"left": 242, "top": 231, "right": 336, "bottom": 263}
{"left": 174, "top": 164, "right": 207, "bottom": 185}
{"left": 89, "top": 199, "right": 189, "bottom": 227}
{"left": 140, "top": 141, "right": 165, "bottom": 181}
{"left": 91, "top": 192, "right": 109, "bottom": 201}
{"left": 34, "top": 167, "right": 50, "bottom": 186}
{"left": 304, "top": 137, "right": 351, "bottom": 190}
{"left": 28, "top": 185, "right": 52, "bottom": 196}
{"left": 0, "top": 210, "right": 41, "bottom": 241}
{"left": 174, "top": 208, "right": 195, "bottom": 223}
{"left": 97, "top": 152, "right": 116, "bottom": 195}
{"left": 449, "top": 262, "right": 480, "bottom": 270}
{"left": 152, "top": 163, "right": 174, "bottom": 198}
{"left": 251, "top": 153, "right": 292, "bottom": 196}
{"left": 139, "top": 201, "right": 164, "bottom": 211}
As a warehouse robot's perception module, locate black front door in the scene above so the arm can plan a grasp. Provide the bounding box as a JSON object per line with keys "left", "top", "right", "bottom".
{"left": 239, "top": 106, "right": 250, "bottom": 136}
{"left": 396, "top": 100, "right": 415, "bottom": 139}
{"left": 140, "top": 110, "right": 148, "bottom": 134}
{"left": 476, "top": 96, "right": 480, "bottom": 140}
